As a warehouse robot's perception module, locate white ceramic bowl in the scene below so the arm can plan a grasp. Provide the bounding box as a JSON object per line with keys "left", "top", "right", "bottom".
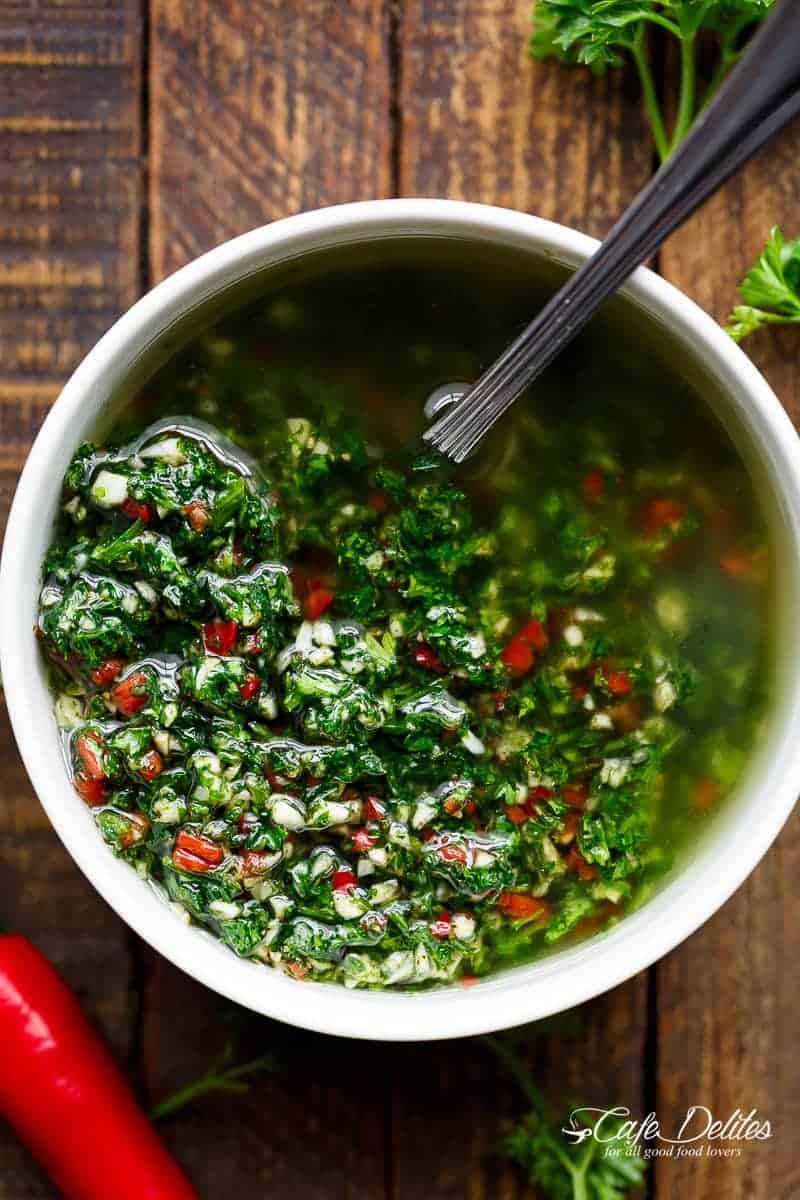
{"left": 3, "top": 200, "right": 800, "bottom": 1041}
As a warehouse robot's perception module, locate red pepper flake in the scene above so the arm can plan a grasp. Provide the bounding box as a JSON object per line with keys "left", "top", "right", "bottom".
{"left": 351, "top": 827, "right": 377, "bottom": 852}
{"left": 332, "top": 868, "right": 357, "bottom": 892}
{"left": 525, "top": 785, "right": 553, "bottom": 817}
{"left": 640, "top": 496, "right": 686, "bottom": 538}
{"left": 501, "top": 619, "right": 547, "bottom": 675}
{"left": 503, "top": 804, "right": 527, "bottom": 825}
{"left": 287, "top": 961, "right": 308, "bottom": 981}
{"left": 111, "top": 671, "right": 149, "bottom": 717}
{"left": 692, "top": 775, "right": 718, "bottom": 811}
{"left": 120, "top": 497, "right": 152, "bottom": 523}
{"left": 464, "top": 798, "right": 477, "bottom": 816}
{"left": 430, "top": 912, "right": 451, "bottom": 939}
{"left": 88, "top": 656, "right": 124, "bottom": 687}
{"left": 303, "top": 580, "right": 335, "bottom": 620}
{"left": 239, "top": 672, "right": 260, "bottom": 700}
{"left": 173, "top": 830, "right": 224, "bottom": 873}
{"left": 202, "top": 620, "right": 238, "bottom": 655}
{"left": 718, "top": 548, "right": 767, "bottom": 583}
{"left": 183, "top": 500, "right": 210, "bottom": 532}
{"left": 493, "top": 688, "right": 510, "bottom": 712}
{"left": 606, "top": 670, "right": 632, "bottom": 697}
{"left": 120, "top": 811, "right": 150, "bottom": 850}
{"left": 413, "top": 642, "right": 444, "bottom": 671}
{"left": 74, "top": 773, "right": 106, "bottom": 807}
{"left": 459, "top": 973, "right": 480, "bottom": 987}
{"left": 571, "top": 683, "right": 588, "bottom": 701}
{"left": 363, "top": 795, "right": 386, "bottom": 822}
{"left": 75, "top": 732, "right": 106, "bottom": 780}
{"left": 498, "top": 892, "right": 549, "bottom": 919}
{"left": 138, "top": 749, "right": 163, "bottom": 781}
{"left": 581, "top": 468, "right": 605, "bottom": 503}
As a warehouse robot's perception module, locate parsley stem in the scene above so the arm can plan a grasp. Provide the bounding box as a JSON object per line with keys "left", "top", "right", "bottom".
{"left": 669, "top": 33, "right": 697, "bottom": 156}
{"left": 630, "top": 37, "right": 669, "bottom": 164}
{"left": 149, "top": 1053, "right": 276, "bottom": 1121}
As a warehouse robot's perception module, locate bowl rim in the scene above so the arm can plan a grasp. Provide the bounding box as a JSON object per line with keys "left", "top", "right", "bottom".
{"left": 3, "top": 197, "right": 800, "bottom": 1041}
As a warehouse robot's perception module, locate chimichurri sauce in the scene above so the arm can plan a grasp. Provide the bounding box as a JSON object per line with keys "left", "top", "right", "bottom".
{"left": 38, "top": 242, "right": 770, "bottom": 988}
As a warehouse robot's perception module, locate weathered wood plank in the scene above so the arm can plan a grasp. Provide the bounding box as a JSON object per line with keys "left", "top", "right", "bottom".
{"left": 393, "top": 4, "right": 652, "bottom": 1197}
{"left": 149, "top": 0, "right": 393, "bottom": 282}
{"left": 0, "top": 3, "right": 143, "bottom": 1195}
{"left": 655, "top": 125, "right": 800, "bottom": 1200}
{"left": 144, "top": 4, "right": 393, "bottom": 1196}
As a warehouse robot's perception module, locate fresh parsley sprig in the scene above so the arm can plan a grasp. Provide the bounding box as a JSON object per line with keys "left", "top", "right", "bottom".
{"left": 484, "top": 1031, "right": 647, "bottom": 1200}
{"left": 531, "top": 1, "right": 774, "bottom": 162}
{"left": 725, "top": 226, "right": 800, "bottom": 343}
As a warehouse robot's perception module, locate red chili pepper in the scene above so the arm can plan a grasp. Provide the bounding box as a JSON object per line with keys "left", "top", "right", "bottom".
{"left": 173, "top": 830, "right": 224, "bottom": 873}
{"left": 363, "top": 795, "right": 386, "bottom": 821}
{"left": 332, "top": 868, "right": 357, "bottom": 892}
{"left": 111, "top": 671, "right": 149, "bottom": 717}
{"left": 182, "top": 501, "right": 210, "bottom": 532}
{"left": 239, "top": 672, "right": 261, "bottom": 700}
{"left": 303, "top": 580, "right": 335, "bottom": 620}
{"left": 120, "top": 497, "right": 152, "bottom": 523}
{"left": 692, "top": 775, "right": 719, "bottom": 811}
{"left": 606, "top": 670, "right": 632, "bottom": 696}
{"left": 562, "top": 783, "right": 587, "bottom": 808}
{"left": 429, "top": 912, "right": 451, "bottom": 939}
{"left": 0, "top": 933, "right": 198, "bottom": 1200}
{"left": 500, "top": 618, "right": 547, "bottom": 675}
{"left": 503, "top": 804, "right": 527, "bottom": 825}
{"left": 497, "top": 892, "right": 549, "bottom": 919}
{"left": 88, "top": 656, "right": 124, "bottom": 687}
{"left": 202, "top": 620, "right": 238, "bottom": 655}
{"left": 437, "top": 842, "right": 468, "bottom": 864}
{"left": 413, "top": 642, "right": 443, "bottom": 671}
{"left": 138, "top": 749, "right": 163, "bottom": 781}
{"left": 351, "top": 827, "right": 377, "bottom": 852}
{"left": 241, "top": 849, "right": 273, "bottom": 877}
{"left": 75, "top": 732, "right": 106, "bottom": 780}
{"left": 581, "top": 468, "right": 605, "bottom": 502}
{"left": 73, "top": 774, "right": 106, "bottom": 807}
{"left": 566, "top": 845, "right": 597, "bottom": 881}
{"left": 493, "top": 688, "right": 510, "bottom": 711}
{"left": 640, "top": 496, "right": 685, "bottom": 537}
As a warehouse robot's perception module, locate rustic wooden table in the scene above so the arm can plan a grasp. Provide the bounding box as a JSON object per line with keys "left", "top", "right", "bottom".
{"left": 1, "top": 4, "right": 798, "bottom": 1198}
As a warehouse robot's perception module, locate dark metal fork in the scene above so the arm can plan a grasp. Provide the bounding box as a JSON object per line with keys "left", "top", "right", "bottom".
{"left": 423, "top": 0, "right": 800, "bottom": 464}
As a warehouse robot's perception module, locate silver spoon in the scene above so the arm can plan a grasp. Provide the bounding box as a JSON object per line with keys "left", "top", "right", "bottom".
{"left": 422, "top": 0, "right": 800, "bottom": 465}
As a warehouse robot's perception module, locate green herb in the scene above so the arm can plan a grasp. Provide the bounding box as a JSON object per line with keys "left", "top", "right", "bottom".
{"left": 531, "top": 0, "right": 774, "bottom": 162}
{"left": 725, "top": 225, "right": 800, "bottom": 342}
{"left": 485, "top": 1033, "right": 647, "bottom": 1200}
{"left": 149, "top": 1035, "right": 277, "bottom": 1121}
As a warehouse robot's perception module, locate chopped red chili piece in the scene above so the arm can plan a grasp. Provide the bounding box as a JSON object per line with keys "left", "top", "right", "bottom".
{"left": 120, "top": 497, "right": 152, "bottom": 523}
{"left": 525, "top": 785, "right": 553, "bottom": 816}
{"left": 119, "top": 812, "right": 150, "bottom": 850}
{"left": 503, "top": 804, "right": 527, "bottom": 825}
{"left": 493, "top": 688, "right": 510, "bottom": 711}
{"left": 640, "top": 496, "right": 686, "bottom": 537}
{"left": 303, "top": 580, "right": 335, "bottom": 620}
{"left": 562, "top": 784, "right": 587, "bottom": 808}
{"left": 692, "top": 775, "right": 718, "bottom": 811}
{"left": 138, "top": 749, "right": 163, "bottom": 781}
{"left": 111, "top": 671, "right": 149, "bottom": 717}
{"left": 498, "top": 892, "right": 549, "bottom": 919}
{"left": 581, "top": 468, "right": 605, "bottom": 502}
{"left": 242, "top": 849, "right": 274, "bottom": 877}
{"left": 430, "top": 912, "right": 451, "bottom": 939}
{"left": 413, "top": 643, "right": 443, "bottom": 671}
{"left": 239, "top": 672, "right": 260, "bottom": 700}
{"left": 351, "top": 827, "right": 377, "bottom": 852}
{"left": 183, "top": 501, "right": 210, "bottom": 532}
{"left": 287, "top": 962, "right": 307, "bottom": 980}
{"left": 501, "top": 618, "right": 547, "bottom": 675}
{"left": 571, "top": 683, "right": 588, "bottom": 701}
{"left": 566, "top": 845, "right": 597, "bottom": 881}
{"left": 88, "top": 656, "right": 124, "bottom": 687}
{"left": 332, "top": 868, "right": 357, "bottom": 892}
{"left": 202, "top": 620, "right": 238, "bottom": 655}
{"left": 607, "top": 670, "right": 632, "bottom": 696}
{"left": 174, "top": 830, "right": 224, "bottom": 870}
{"left": 367, "top": 488, "right": 391, "bottom": 512}
{"left": 74, "top": 774, "right": 106, "bottom": 807}
{"left": 75, "top": 732, "right": 106, "bottom": 780}
{"left": 464, "top": 798, "right": 477, "bottom": 816}
{"left": 437, "top": 842, "right": 468, "bottom": 864}
{"left": 363, "top": 795, "right": 386, "bottom": 821}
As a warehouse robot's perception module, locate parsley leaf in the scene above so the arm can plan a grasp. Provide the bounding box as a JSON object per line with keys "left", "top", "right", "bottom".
{"left": 531, "top": 1, "right": 774, "bottom": 162}
{"left": 725, "top": 226, "right": 800, "bottom": 342}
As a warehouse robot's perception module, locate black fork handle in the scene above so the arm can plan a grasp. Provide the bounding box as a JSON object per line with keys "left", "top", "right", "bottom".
{"left": 424, "top": 0, "right": 800, "bottom": 462}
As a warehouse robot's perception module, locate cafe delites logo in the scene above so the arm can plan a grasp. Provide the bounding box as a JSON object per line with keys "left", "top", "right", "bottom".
{"left": 562, "top": 1105, "right": 773, "bottom": 1160}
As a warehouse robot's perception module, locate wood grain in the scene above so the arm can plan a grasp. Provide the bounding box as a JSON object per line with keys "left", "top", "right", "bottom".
{"left": 655, "top": 123, "right": 800, "bottom": 1200}
{"left": 144, "top": 4, "right": 394, "bottom": 1196}
{"left": 0, "top": 3, "right": 143, "bottom": 1195}
{"left": 149, "top": 0, "right": 393, "bottom": 282}
{"left": 394, "top": 4, "right": 653, "bottom": 1197}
